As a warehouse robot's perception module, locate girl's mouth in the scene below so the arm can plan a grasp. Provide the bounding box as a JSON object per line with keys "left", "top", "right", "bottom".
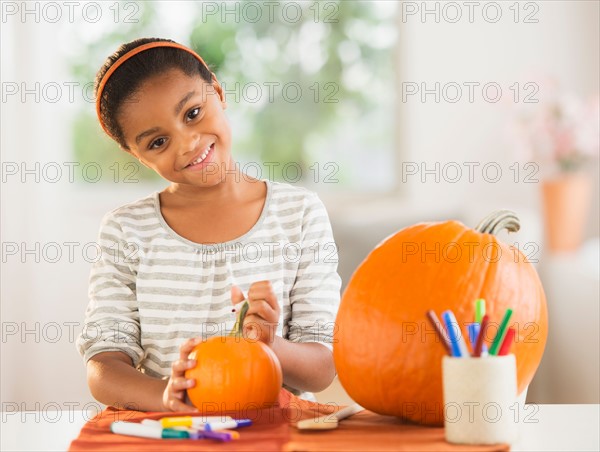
{"left": 185, "top": 143, "right": 215, "bottom": 170}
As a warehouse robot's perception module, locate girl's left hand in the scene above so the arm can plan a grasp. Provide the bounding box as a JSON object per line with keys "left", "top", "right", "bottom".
{"left": 231, "top": 281, "right": 280, "bottom": 347}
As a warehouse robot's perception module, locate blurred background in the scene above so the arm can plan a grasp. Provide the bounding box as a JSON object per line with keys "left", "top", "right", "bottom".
{"left": 1, "top": 1, "right": 598, "bottom": 411}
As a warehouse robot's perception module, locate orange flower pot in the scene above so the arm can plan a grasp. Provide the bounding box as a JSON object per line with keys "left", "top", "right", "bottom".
{"left": 541, "top": 173, "right": 592, "bottom": 252}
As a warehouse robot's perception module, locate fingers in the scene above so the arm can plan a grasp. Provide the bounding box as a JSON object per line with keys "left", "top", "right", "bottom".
{"left": 164, "top": 378, "right": 198, "bottom": 411}
{"left": 163, "top": 377, "right": 199, "bottom": 413}
{"left": 243, "top": 313, "right": 277, "bottom": 342}
{"left": 164, "top": 395, "right": 198, "bottom": 413}
{"left": 248, "top": 281, "right": 279, "bottom": 312}
{"left": 231, "top": 285, "right": 246, "bottom": 305}
{"left": 245, "top": 299, "right": 279, "bottom": 321}
{"left": 245, "top": 298, "right": 280, "bottom": 340}
{"left": 164, "top": 374, "right": 199, "bottom": 413}
{"left": 164, "top": 338, "right": 204, "bottom": 413}
{"left": 243, "top": 281, "right": 280, "bottom": 345}
{"left": 179, "top": 337, "right": 202, "bottom": 360}
{"left": 172, "top": 358, "right": 196, "bottom": 376}
{"left": 171, "top": 376, "right": 196, "bottom": 391}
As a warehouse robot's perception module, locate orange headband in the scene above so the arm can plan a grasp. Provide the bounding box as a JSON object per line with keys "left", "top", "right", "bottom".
{"left": 95, "top": 41, "right": 217, "bottom": 138}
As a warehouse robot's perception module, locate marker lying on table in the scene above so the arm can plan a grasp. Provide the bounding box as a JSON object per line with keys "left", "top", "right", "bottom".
{"left": 140, "top": 419, "right": 162, "bottom": 428}
{"left": 160, "top": 416, "right": 233, "bottom": 428}
{"left": 111, "top": 421, "right": 189, "bottom": 439}
{"left": 190, "top": 429, "right": 238, "bottom": 441}
{"left": 203, "top": 419, "right": 252, "bottom": 431}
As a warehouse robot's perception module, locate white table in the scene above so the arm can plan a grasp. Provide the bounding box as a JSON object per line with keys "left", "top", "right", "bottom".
{"left": 528, "top": 240, "right": 600, "bottom": 404}
{"left": 1, "top": 405, "right": 599, "bottom": 451}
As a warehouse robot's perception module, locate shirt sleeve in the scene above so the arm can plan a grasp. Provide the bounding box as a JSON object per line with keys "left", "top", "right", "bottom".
{"left": 75, "top": 211, "right": 144, "bottom": 367}
{"left": 286, "top": 191, "right": 342, "bottom": 353}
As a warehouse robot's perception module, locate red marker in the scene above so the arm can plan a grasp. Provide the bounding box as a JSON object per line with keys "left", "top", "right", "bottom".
{"left": 473, "top": 314, "right": 489, "bottom": 357}
{"left": 426, "top": 310, "right": 451, "bottom": 355}
{"left": 498, "top": 327, "right": 516, "bottom": 356}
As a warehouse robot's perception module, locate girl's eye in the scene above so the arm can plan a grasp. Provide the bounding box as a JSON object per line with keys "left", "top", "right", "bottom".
{"left": 186, "top": 107, "right": 201, "bottom": 122}
{"left": 149, "top": 137, "right": 167, "bottom": 150}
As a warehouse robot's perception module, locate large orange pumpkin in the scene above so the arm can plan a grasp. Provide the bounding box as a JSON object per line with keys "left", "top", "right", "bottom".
{"left": 333, "top": 211, "right": 548, "bottom": 426}
{"left": 185, "top": 336, "right": 282, "bottom": 412}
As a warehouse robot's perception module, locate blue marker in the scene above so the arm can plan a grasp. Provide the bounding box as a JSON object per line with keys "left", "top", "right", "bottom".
{"left": 203, "top": 419, "right": 252, "bottom": 431}
{"left": 468, "top": 323, "right": 480, "bottom": 349}
{"left": 442, "top": 311, "right": 469, "bottom": 357}
{"left": 468, "top": 323, "right": 488, "bottom": 354}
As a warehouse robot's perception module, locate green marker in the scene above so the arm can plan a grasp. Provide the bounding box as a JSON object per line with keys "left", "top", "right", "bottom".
{"left": 489, "top": 308, "right": 513, "bottom": 355}
{"left": 110, "top": 421, "right": 189, "bottom": 439}
{"left": 229, "top": 300, "right": 249, "bottom": 337}
{"left": 475, "top": 299, "right": 486, "bottom": 324}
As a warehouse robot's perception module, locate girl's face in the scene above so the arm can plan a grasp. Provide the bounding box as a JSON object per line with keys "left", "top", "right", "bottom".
{"left": 117, "top": 68, "right": 231, "bottom": 188}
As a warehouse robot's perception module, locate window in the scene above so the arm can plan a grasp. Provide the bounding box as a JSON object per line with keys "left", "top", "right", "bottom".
{"left": 67, "top": 1, "right": 398, "bottom": 193}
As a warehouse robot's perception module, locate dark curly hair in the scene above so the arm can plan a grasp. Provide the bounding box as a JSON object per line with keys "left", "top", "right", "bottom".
{"left": 94, "top": 37, "right": 213, "bottom": 150}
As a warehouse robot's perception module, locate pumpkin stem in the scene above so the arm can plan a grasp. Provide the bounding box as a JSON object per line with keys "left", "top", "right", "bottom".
{"left": 229, "top": 300, "right": 249, "bottom": 337}
{"left": 475, "top": 210, "right": 520, "bottom": 235}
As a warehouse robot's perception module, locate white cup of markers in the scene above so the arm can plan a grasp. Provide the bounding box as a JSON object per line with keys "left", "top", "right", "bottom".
{"left": 426, "top": 299, "right": 518, "bottom": 445}
{"left": 111, "top": 416, "right": 252, "bottom": 442}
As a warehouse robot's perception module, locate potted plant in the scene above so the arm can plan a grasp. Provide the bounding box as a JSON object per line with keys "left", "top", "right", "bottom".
{"left": 511, "top": 80, "right": 599, "bottom": 252}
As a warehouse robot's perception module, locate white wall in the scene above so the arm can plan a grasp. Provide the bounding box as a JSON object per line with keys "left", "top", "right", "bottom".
{"left": 395, "top": 0, "right": 599, "bottom": 236}
{"left": 0, "top": 18, "right": 165, "bottom": 409}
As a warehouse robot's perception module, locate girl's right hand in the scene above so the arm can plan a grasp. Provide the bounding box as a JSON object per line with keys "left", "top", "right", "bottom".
{"left": 162, "top": 337, "right": 202, "bottom": 412}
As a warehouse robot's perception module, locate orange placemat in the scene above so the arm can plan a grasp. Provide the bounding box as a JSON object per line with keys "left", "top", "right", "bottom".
{"left": 68, "top": 390, "right": 331, "bottom": 452}
{"left": 69, "top": 390, "right": 509, "bottom": 452}
{"left": 287, "top": 409, "right": 509, "bottom": 452}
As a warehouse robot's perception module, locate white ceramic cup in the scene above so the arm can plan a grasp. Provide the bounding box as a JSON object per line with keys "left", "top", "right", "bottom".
{"left": 442, "top": 355, "right": 518, "bottom": 445}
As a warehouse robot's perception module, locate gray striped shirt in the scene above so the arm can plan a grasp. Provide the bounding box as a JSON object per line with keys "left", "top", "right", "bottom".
{"left": 76, "top": 178, "right": 342, "bottom": 400}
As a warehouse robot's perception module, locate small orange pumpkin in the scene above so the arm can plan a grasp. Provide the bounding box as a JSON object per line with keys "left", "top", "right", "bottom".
{"left": 185, "top": 301, "right": 283, "bottom": 412}
{"left": 333, "top": 211, "right": 548, "bottom": 425}
{"left": 185, "top": 336, "right": 282, "bottom": 412}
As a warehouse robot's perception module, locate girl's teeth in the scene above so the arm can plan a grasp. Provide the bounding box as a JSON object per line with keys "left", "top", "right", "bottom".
{"left": 189, "top": 146, "right": 212, "bottom": 166}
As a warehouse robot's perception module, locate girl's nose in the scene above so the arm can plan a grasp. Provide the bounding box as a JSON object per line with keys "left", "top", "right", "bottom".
{"left": 179, "top": 133, "right": 201, "bottom": 156}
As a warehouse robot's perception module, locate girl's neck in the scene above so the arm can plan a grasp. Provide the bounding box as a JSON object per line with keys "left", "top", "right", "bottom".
{"left": 162, "top": 167, "right": 260, "bottom": 207}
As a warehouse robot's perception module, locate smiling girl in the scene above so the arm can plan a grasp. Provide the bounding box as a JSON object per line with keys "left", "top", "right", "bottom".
{"left": 76, "top": 38, "right": 342, "bottom": 412}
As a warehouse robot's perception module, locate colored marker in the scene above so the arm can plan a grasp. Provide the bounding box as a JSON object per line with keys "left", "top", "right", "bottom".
{"left": 167, "top": 426, "right": 239, "bottom": 441}
{"left": 231, "top": 300, "right": 247, "bottom": 313}
{"left": 426, "top": 310, "right": 451, "bottom": 354}
{"left": 442, "top": 310, "right": 469, "bottom": 357}
{"left": 201, "top": 430, "right": 235, "bottom": 441}
{"left": 213, "top": 429, "right": 240, "bottom": 439}
{"left": 467, "top": 322, "right": 488, "bottom": 354}
{"left": 140, "top": 419, "right": 162, "bottom": 428}
{"left": 498, "top": 327, "right": 516, "bottom": 356}
{"left": 111, "top": 421, "right": 189, "bottom": 439}
{"left": 475, "top": 299, "right": 486, "bottom": 324}
{"left": 188, "top": 429, "right": 205, "bottom": 440}
{"left": 160, "top": 416, "right": 233, "bottom": 428}
{"left": 206, "top": 430, "right": 234, "bottom": 441}
{"left": 489, "top": 308, "right": 514, "bottom": 355}
{"left": 203, "top": 419, "right": 252, "bottom": 431}
{"left": 467, "top": 323, "right": 480, "bottom": 350}
{"left": 473, "top": 315, "right": 489, "bottom": 357}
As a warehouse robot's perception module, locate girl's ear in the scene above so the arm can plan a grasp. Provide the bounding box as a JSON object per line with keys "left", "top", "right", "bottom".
{"left": 212, "top": 79, "right": 227, "bottom": 110}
